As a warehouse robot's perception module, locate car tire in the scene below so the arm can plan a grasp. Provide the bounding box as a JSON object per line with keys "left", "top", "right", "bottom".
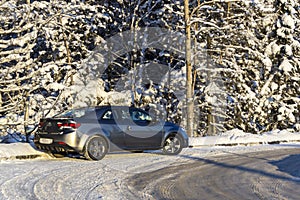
{"left": 130, "top": 150, "right": 144, "bottom": 153}
{"left": 162, "top": 134, "right": 183, "bottom": 155}
{"left": 49, "top": 153, "right": 65, "bottom": 158}
{"left": 84, "top": 135, "right": 108, "bottom": 161}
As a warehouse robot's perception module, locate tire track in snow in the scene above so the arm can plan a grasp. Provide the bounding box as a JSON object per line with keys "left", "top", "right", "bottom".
{"left": 1, "top": 159, "right": 89, "bottom": 199}
{"left": 129, "top": 148, "right": 300, "bottom": 200}
{"left": 0, "top": 158, "right": 115, "bottom": 200}
{"left": 0, "top": 152, "right": 174, "bottom": 200}
{"left": 33, "top": 162, "right": 104, "bottom": 199}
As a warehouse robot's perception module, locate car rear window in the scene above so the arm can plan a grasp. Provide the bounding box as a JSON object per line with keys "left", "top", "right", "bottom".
{"left": 54, "top": 107, "right": 95, "bottom": 118}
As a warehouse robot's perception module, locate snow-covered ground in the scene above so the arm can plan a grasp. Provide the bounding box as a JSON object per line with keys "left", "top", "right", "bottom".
{"left": 0, "top": 143, "right": 300, "bottom": 199}
{"left": 0, "top": 129, "right": 300, "bottom": 199}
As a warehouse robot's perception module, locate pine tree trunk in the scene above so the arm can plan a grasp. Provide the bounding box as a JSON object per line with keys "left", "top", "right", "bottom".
{"left": 184, "top": 0, "right": 194, "bottom": 137}
{"left": 206, "top": 35, "right": 217, "bottom": 135}
{"left": 24, "top": 92, "right": 30, "bottom": 142}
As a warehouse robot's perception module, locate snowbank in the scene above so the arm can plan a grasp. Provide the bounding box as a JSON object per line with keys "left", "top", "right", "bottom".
{"left": 0, "top": 143, "right": 48, "bottom": 160}
{"left": 189, "top": 129, "right": 300, "bottom": 147}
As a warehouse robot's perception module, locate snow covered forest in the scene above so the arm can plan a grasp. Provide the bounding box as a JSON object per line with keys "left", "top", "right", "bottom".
{"left": 0, "top": 0, "right": 299, "bottom": 136}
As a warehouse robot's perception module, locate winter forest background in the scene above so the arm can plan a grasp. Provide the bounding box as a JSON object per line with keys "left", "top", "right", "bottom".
{"left": 0, "top": 0, "right": 299, "bottom": 137}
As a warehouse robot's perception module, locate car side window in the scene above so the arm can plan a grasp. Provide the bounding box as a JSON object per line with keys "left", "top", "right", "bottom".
{"left": 131, "top": 110, "right": 152, "bottom": 122}
{"left": 102, "top": 110, "right": 114, "bottom": 120}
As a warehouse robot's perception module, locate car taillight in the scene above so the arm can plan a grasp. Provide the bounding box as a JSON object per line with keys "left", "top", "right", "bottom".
{"left": 57, "top": 122, "right": 63, "bottom": 128}
{"left": 58, "top": 141, "right": 66, "bottom": 145}
{"left": 57, "top": 122, "right": 81, "bottom": 129}
{"left": 69, "top": 122, "right": 81, "bottom": 128}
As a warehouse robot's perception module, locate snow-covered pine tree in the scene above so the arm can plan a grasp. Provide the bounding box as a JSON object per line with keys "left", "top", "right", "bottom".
{"left": 187, "top": 0, "right": 234, "bottom": 135}
{"left": 262, "top": 0, "right": 300, "bottom": 131}
{"left": 209, "top": 0, "right": 300, "bottom": 133}
{"left": 86, "top": 0, "right": 188, "bottom": 126}
{"left": 0, "top": 0, "right": 107, "bottom": 133}
{"left": 1, "top": 0, "right": 298, "bottom": 137}
{"left": 0, "top": 1, "right": 39, "bottom": 132}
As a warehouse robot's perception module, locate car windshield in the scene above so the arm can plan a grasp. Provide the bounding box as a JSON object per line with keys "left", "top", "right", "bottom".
{"left": 54, "top": 107, "right": 95, "bottom": 118}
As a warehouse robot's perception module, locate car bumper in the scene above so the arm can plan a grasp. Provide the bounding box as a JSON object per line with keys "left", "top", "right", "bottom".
{"left": 182, "top": 136, "right": 189, "bottom": 148}
{"left": 178, "top": 129, "right": 189, "bottom": 148}
{"left": 34, "top": 131, "right": 81, "bottom": 153}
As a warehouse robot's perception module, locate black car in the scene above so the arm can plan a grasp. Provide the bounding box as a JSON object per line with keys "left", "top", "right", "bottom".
{"left": 34, "top": 106, "right": 189, "bottom": 160}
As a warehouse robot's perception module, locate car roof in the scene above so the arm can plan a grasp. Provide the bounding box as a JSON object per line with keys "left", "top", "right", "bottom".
{"left": 73, "top": 105, "right": 137, "bottom": 110}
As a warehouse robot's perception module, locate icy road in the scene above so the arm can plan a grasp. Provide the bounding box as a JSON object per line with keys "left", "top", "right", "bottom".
{"left": 0, "top": 145, "right": 299, "bottom": 200}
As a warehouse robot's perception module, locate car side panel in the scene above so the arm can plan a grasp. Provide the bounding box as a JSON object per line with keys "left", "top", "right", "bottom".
{"left": 122, "top": 120, "right": 164, "bottom": 149}
{"left": 77, "top": 121, "right": 125, "bottom": 152}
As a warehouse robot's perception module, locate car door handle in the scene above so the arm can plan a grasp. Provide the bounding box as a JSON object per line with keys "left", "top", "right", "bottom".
{"left": 127, "top": 126, "right": 132, "bottom": 131}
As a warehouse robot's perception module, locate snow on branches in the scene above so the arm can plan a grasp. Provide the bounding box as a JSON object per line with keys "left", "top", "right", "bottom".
{"left": 0, "top": 0, "right": 299, "bottom": 136}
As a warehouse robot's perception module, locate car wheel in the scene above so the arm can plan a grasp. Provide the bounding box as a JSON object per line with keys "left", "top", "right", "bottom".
{"left": 84, "top": 136, "right": 108, "bottom": 161}
{"left": 162, "top": 134, "right": 183, "bottom": 155}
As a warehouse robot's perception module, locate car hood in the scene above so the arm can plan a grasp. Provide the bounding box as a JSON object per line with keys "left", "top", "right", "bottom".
{"left": 163, "top": 121, "right": 179, "bottom": 128}
{"left": 161, "top": 121, "right": 183, "bottom": 132}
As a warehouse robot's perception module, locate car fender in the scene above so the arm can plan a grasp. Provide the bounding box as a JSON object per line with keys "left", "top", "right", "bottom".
{"left": 161, "top": 130, "right": 182, "bottom": 147}
{"left": 77, "top": 128, "right": 111, "bottom": 153}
